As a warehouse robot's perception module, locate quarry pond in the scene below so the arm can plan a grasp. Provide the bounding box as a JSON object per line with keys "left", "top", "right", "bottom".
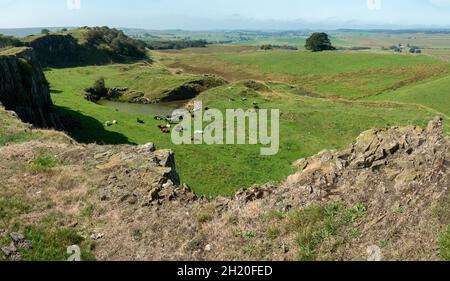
{"left": 98, "top": 100, "right": 187, "bottom": 116}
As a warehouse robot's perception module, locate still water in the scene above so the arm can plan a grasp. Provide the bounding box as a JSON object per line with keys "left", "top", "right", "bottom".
{"left": 98, "top": 100, "right": 187, "bottom": 116}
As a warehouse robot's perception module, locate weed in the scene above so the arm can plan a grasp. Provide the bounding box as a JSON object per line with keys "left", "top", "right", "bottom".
{"left": 440, "top": 225, "right": 450, "bottom": 261}
{"left": 244, "top": 230, "right": 256, "bottom": 240}
{"left": 29, "top": 149, "right": 61, "bottom": 173}
{"left": 288, "top": 203, "right": 367, "bottom": 261}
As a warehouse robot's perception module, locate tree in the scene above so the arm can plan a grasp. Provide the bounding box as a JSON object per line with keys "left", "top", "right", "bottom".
{"left": 305, "top": 32, "right": 336, "bottom": 52}
{"left": 84, "top": 78, "right": 107, "bottom": 102}
{"left": 0, "top": 34, "right": 23, "bottom": 48}
{"left": 93, "top": 78, "right": 106, "bottom": 95}
{"left": 84, "top": 26, "right": 147, "bottom": 58}
{"left": 41, "top": 28, "right": 50, "bottom": 35}
{"left": 260, "top": 44, "right": 273, "bottom": 50}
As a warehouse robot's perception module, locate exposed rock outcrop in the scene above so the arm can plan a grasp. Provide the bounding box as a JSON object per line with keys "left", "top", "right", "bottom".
{"left": 92, "top": 117, "right": 447, "bottom": 261}
{"left": 25, "top": 34, "right": 85, "bottom": 68}
{"left": 0, "top": 112, "right": 448, "bottom": 261}
{"left": 84, "top": 75, "right": 229, "bottom": 105}
{"left": 0, "top": 47, "right": 62, "bottom": 128}
{"left": 160, "top": 75, "right": 228, "bottom": 102}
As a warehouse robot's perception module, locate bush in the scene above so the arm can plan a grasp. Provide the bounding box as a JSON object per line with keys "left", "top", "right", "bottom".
{"left": 145, "top": 39, "right": 208, "bottom": 50}
{"left": 409, "top": 46, "right": 422, "bottom": 54}
{"left": 260, "top": 44, "right": 273, "bottom": 50}
{"left": 93, "top": 78, "right": 106, "bottom": 94}
{"left": 0, "top": 34, "right": 23, "bottom": 48}
{"left": 84, "top": 78, "right": 108, "bottom": 102}
{"left": 305, "top": 32, "right": 336, "bottom": 52}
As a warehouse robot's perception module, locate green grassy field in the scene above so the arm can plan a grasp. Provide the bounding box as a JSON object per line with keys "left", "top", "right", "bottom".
{"left": 159, "top": 47, "right": 448, "bottom": 99}
{"left": 369, "top": 74, "right": 450, "bottom": 117}
{"left": 46, "top": 55, "right": 444, "bottom": 196}
{"left": 218, "top": 51, "right": 440, "bottom": 75}
{"left": 216, "top": 50, "right": 448, "bottom": 98}
{"left": 47, "top": 63, "right": 199, "bottom": 102}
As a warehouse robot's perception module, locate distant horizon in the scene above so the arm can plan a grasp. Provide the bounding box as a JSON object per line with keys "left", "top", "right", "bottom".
{"left": 1, "top": 0, "right": 450, "bottom": 31}
{"left": 3, "top": 26, "right": 450, "bottom": 32}
{"left": 4, "top": 25, "right": 450, "bottom": 38}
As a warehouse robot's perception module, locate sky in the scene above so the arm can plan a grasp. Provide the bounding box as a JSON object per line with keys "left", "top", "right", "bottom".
{"left": 1, "top": 0, "right": 450, "bottom": 30}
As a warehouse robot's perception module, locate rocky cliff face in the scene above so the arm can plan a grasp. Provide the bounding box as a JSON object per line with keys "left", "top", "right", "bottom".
{"left": 0, "top": 47, "right": 62, "bottom": 128}
{"left": 26, "top": 34, "right": 85, "bottom": 67}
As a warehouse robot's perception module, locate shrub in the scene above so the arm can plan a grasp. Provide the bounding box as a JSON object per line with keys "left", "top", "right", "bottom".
{"left": 440, "top": 226, "right": 450, "bottom": 261}
{"left": 260, "top": 44, "right": 273, "bottom": 50}
{"left": 84, "top": 27, "right": 147, "bottom": 58}
{"left": 145, "top": 39, "right": 208, "bottom": 50}
{"left": 305, "top": 32, "right": 336, "bottom": 52}
{"left": 0, "top": 34, "right": 23, "bottom": 48}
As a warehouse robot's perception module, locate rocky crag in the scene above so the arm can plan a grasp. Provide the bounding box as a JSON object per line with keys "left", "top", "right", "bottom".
{"left": 0, "top": 109, "right": 448, "bottom": 261}
{"left": 0, "top": 47, "right": 62, "bottom": 128}
{"left": 25, "top": 34, "right": 86, "bottom": 68}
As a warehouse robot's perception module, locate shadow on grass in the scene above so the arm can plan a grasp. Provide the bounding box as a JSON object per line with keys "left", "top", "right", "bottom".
{"left": 40, "top": 50, "right": 152, "bottom": 70}
{"left": 55, "top": 105, "right": 133, "bottom": 145}
{"left": 50, "top": 89, "right": 63, "bottom": 94}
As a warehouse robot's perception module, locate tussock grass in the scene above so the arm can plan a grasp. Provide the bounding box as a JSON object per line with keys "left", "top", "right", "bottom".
{"left": 287, "top": 203, "right": 366, "bottom": 261}
{"left": 440, "top": 226, "right": 450, "bottom": 261}
{"left": 19, "top": 226, "right": 96, "bottom": 261}
{"left": 29, "top": 149, "right": 62, "bottom": 173}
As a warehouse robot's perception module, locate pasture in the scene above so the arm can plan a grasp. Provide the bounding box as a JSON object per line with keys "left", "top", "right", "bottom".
{"left": 46, "top": 43, "right": 448, "bottom": 196}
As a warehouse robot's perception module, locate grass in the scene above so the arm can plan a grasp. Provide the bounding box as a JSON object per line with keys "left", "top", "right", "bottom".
{"left": 196, "top": 204, "right": 216, "bottom": 223}
{"left": 0, "top": 109, "right": 40, "bottom": 146}
{"left": 45, "top": 58, "right": 443, "bottom": 197}
{"left": 287, "top": 203, "right": 367, "bottom": 261}
{"left": 218, "top": 50, "right": 440, "bottom": 75}
{"left": 29, "top": 149, "right": 61, "bottom": 173}
{"left": 46, "top": 63, "right": 198, "bottom": 102}
{"left": 0, "top": 195, "right": 95, "bottom": 261}
{"left": 0, "top": 197, "right": 32, "bottom": 227}
{"left": 0, "top": 46, "right": 28, "bottom": 56}
{"left": 217, "top": 50, "right": 447, "bottom": 99}
{"left": 440, "top": 225, "right": 450, "bottom": 261}
{"left": 160, "top": 47, "right": 448, "bottom": 99}
{"left": 369, "top": 74, "right": 450, "bottom": 117}
{"left": 19, "top": 226, "right": 96, "bottom": 261}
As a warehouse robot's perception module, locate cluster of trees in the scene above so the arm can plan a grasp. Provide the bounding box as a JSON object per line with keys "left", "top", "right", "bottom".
{"left": 84, "top": 27, "right": 147, "bottom": 58}
{"left": 260, "top": 44, "right": 273, "bottom": 50}
{"left": 0, "top": 34, "right": 23, "bottom": 48}
{"left": 260, "top": 44, "right": 299, "bottom": 51}
{"left": 383, "top": 44, "right": 422, "bottom": 53}
{"left": 305, "top": 32, "right": 336, "bottom": 52}
{"left": 145, "top": 39, "right": 208, "bottom": 50}
{"left": 409, "top": 46, "right": 422, "bottom": 54}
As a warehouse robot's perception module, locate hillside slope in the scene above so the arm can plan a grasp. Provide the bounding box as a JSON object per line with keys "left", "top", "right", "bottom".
{"left": 22, "top": 27, "right": 149, "bottom": 68}
{"left": 0, "top": 105, "right": 448, "bottom": 261}
{"left": 370, "top": 74, "right": 450, "bottom": 117}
